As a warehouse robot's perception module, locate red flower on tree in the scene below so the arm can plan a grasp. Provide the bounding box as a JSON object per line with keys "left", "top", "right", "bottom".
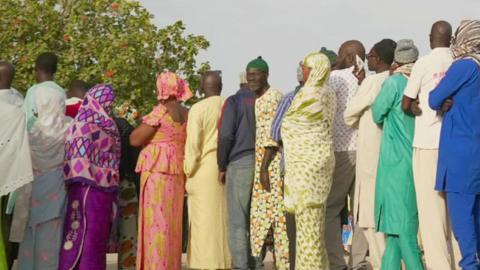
{"left": 63, "top": 34, "right": 71, "bottom": 42}
{"left": 111, "top": 3, "right": 120, "bottom": 10}
{"left": 105, "top": 70, "right": 115, "bottom": 78}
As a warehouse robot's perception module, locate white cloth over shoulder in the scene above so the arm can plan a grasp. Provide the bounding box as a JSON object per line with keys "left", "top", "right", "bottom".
{"left": 0, "top": 89, "right": 34, "bottom": 196}
{"left": 24, "top": 81, "right": 71, "bottom": 172}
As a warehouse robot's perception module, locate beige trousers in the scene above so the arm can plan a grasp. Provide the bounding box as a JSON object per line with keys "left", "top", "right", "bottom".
{"left": 412, "top": 148, "right": 461, "bottom": 270}
{"left": 357, "top": 227, "right": 385, "bottom": 270}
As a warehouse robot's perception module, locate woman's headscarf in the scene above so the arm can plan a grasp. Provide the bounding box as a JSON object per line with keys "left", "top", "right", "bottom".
{"left": 64, "top": 84, "right": 120, "bottom": 190}
{"left": 156, "top": 71, "right": 193, "bottom": 101}
{"left": 452, "top": 20, "right": 480, "bottom": 63}
{"left": 303, "top": 52, "right": 331, "bottom": 88}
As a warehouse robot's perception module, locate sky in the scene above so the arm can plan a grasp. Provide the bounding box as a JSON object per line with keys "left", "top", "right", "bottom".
{"left": 139, "top": 0, "right": 480, "bottom": 96}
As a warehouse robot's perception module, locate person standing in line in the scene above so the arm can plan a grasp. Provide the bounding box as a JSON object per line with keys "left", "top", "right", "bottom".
{"left": 184, "top": 71, "right": 231, "bottom": 269}
{"left": 60, "top": 84, "right": 120, "bottom": 270}
{"left": 402, "top": 20, "right": 461, "bottom": 270}
{"left": 217, "top": 68, "right": 260, "bottom": 270}
{"left": 130, "top": 71, "right": 192, "bottom": 270}
{"left": 372, "top": 39, "right": 424, "bottom": 269}
{"left": 18, "top": 52, "right": 71, "bottom": 270}
{"left": 428, "top": 20, "right": 480, "bottom": 270}
{"left": 344, "top": 39, "right": 397, "bottom": 270}
{"left": 282, "top": 52, "right": 337, "bottom": 270}
{"left": 270, "top": 62, "right": 304, "bottom": 270}
{"left": 114, "top": 116, "right": 141, "bottom": 270}
{"left": 325, "top": 40, "right": 366, "bottom": 270}
{"left": 0, "top": 61, "right": 34, "bottom": 270}
{"left": 248, "top": 57, "right": 289, "bottom": 270}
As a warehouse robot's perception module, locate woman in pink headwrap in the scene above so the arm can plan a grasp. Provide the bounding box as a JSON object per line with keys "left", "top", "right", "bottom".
{"left": 130, "top": 71, "right": 192, "bottom": 270}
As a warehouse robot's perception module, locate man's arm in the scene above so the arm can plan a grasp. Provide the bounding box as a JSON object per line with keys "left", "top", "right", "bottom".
{"left": 429, "top": 61, "right": 472, "bottom": 110}
{"left": 217, "top": 96, "right": 236, "bottom": 173}
{"left": 344, "top": 77, "right": 373, "bottom": 128}
{"left": 402, "top": 61, "right": 423, "bottom": 115}
{"left": 372, "top": 79, "right": 397, "bottom": 124}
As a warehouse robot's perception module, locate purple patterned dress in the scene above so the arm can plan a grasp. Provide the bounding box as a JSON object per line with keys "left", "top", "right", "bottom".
{"left": 59, "top": 84, "right": 120, "bottom": 270}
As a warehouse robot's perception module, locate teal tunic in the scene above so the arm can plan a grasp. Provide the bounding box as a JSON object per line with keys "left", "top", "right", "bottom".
{"left": 372, "top": 74, "right": 417, "bottom": 235}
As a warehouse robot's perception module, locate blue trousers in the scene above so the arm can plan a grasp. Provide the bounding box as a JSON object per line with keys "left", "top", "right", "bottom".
{"left": 226, "top": 155, "right": 264, "bottom": 270}
{"left": 447, "top": 192, "right": 480, "bottom": 270}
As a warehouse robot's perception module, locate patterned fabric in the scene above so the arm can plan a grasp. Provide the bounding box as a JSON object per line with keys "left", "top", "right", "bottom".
{"left": 282, "top": 52, "right": 336, "bottom": 213}
{"left": 114, "top": 118, "right": 140, "bottom": 270}
{"left": 64, "top": 84, "right": 120, "bottom": 190}
{"left": 329, "top": 67, "right": 359, "bottom": 152}
{"left": 271, "top": 90, "right": 297, "bottom": 142}
{"left": 59, "top": 183, "right": 114, "bottom": 270}
{"left": 135, "top": 106, "right": 187, "bottom": 270}
{"left": 18, "top": 170, "right": 66, "bottom": 270}
{"left": 118, "top": 180, "right": 138, "bottom": 270}
{"left": 296, "top": 207, "right": 329, "bottom": 270}
{"left": 282, "top": 52, "right": 336, "bottom": 269}
{"left": 156, "top": 71, "right": 193, "bottom": 101}
{"left": 250, "top": 87, "right": 289, "bottom": 270}
{"left": 451, "top": 20, "right": 480, "bottom": 63}
{"left": 18, "top": 80, "right": 69, "bottom": 270}
{"left": 135, "top": 105, "right": 185, "bottom": 175}
{"left": 393, "top": 63, "right": 415, "bottom": 78}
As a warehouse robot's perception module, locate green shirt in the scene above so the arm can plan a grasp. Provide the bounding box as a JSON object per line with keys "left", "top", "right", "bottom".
{"left": 23, "top": 81, "right": 65, "bottom": 131}
{"left": 372, "top": 74, "right": 418, "bottom": 234}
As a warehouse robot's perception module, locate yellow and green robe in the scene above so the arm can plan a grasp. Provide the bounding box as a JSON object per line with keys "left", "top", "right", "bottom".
{"left": 282, "top": 85, "right": 336, "bottom": 270}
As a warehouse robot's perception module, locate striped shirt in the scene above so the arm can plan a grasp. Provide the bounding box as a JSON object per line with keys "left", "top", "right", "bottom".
{"left": 271, "top": 88, "right": 299, "bottom": 142}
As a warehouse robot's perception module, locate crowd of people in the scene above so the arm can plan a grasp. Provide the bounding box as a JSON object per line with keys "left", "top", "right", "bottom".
{"left": 0, "top": 19, "right": 479, "bottom": 270}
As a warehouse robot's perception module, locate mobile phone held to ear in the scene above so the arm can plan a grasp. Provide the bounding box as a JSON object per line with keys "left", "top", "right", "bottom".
{"left": 355, "top": 55, "right": 365, "bottom": 75}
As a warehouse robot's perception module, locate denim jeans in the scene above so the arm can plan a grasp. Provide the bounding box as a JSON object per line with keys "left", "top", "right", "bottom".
{"left": 226, "top": 155, "right": 264, "bottom": 270}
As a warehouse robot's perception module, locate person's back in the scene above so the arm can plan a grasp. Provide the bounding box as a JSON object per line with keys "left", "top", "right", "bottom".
{"left": 217, "top": 87, "right": 256, "bottom": 171}
{"left": 404, "top": 48, "right": 453, "bottom": 149}
{"left": 375, "top": 74, "right": 415, "bottom": 147}
{"left": 371, "top": 39, "right": 424, "bottom": 269}
{"left": 190, "top": 96, "right": 224, "bottom": 158}
{"left": 136, "top": 103, "right": 187, "bottom": 175}
{"left": 430, "top": 58, "right": 480, "bottom": 192}
{"left": 17, "top": 52, "right": 70, "bottom": 270}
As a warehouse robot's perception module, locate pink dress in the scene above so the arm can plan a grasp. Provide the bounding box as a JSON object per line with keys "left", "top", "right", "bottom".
{"left": 135, "top": 104, "right": 186, "bottom": 270}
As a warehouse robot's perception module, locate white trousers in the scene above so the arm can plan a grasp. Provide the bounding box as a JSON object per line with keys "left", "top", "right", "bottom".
{"left": 412, "top": 148, "right": 461, "bottom": 270}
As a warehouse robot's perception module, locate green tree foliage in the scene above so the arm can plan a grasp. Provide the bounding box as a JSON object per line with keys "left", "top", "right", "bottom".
{"left": 0, "top": 0, "right": 210, "bottom": 115}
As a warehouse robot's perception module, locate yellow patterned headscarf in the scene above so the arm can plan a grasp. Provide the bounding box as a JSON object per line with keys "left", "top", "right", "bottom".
{"left": 303, "top": 52, "right": 331, "bottom": 88}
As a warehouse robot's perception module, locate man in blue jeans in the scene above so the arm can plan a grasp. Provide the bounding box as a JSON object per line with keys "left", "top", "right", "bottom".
{"left": 218, "top": 81, "right": 263, "bottom": 269}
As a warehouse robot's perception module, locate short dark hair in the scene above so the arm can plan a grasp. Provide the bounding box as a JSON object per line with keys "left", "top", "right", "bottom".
{"left": 35, "top": 52, "right": 58, "bottom": 74}
{"left": 373, "top": 39, "right": 397, "bottom": 65}
{"left": 69, "top": 80, "right": 89, "bottom": 92}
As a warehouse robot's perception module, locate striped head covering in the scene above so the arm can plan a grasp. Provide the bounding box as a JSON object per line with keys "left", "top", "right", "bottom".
{"left": 156, "top": 71, "right": 193, "bottom": 101}
{"left": 452, "top": 20, "right": 480, "bottom": 63}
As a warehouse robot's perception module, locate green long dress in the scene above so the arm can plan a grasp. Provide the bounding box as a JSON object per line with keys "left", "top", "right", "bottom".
{"left": 0, "top": 200, "right": 8, "bottom": 270}
{"left": 371, "top": 73, "right": 423, "bottom": 269}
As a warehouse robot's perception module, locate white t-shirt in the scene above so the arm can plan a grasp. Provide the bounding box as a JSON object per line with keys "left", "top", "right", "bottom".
{"left": 404, "top": 47, "right": 453, "bottom": 149}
